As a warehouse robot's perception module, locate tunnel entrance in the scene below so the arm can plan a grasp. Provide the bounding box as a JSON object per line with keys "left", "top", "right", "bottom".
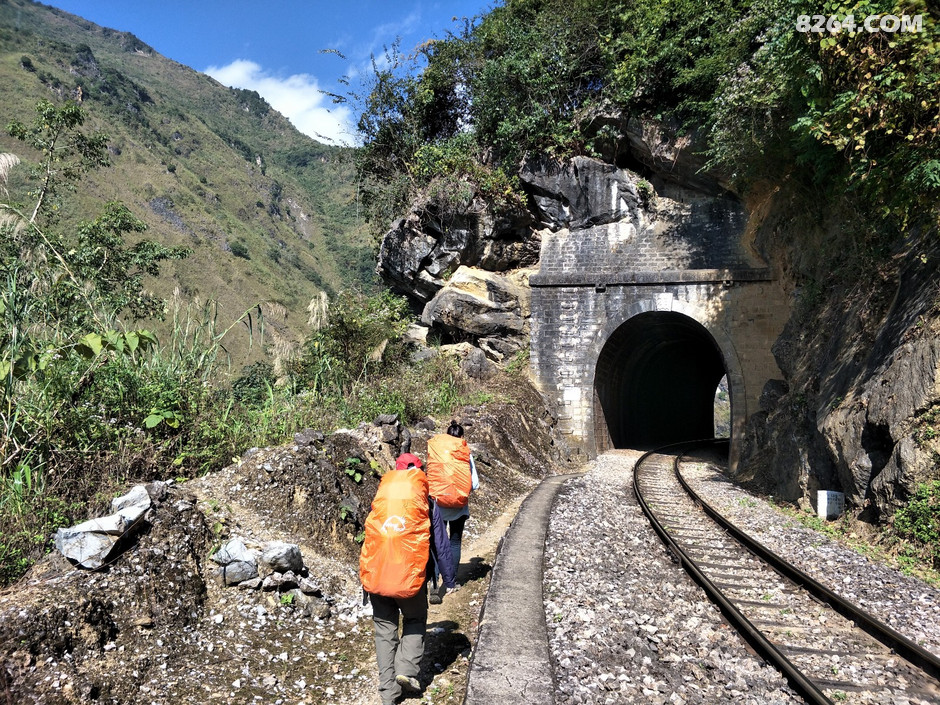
{"left": 593, "top": 312, "right": 728, "bottom": 452}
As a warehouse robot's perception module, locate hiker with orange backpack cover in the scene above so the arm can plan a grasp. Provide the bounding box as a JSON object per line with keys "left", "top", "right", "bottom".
{"left": 426, "top": 420, "right": 479, "bottom": 604}
{"left": 360, "top": 452, "right": 456, "bottom": 705}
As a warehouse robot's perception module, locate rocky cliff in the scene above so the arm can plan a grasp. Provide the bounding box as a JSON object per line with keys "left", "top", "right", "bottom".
{"left": 743, "top": 200, "right": 940, "bottom": 520}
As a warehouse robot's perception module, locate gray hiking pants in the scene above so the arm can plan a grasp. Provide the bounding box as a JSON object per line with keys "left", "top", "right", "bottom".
{"left": 370, "top": 590, "right": 427, "bottom": 704}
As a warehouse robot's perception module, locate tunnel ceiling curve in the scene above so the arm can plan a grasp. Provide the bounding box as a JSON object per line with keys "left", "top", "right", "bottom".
{"left": 594, "top": 311, "right": 727, "bottom": 450}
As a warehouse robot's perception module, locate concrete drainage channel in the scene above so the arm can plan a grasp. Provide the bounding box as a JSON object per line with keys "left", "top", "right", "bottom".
{"left": 464, "top": 473, "right": 582, "bottom": 704}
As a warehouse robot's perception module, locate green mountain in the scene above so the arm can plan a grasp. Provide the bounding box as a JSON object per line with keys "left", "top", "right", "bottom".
{"left": 0, "top": 0, "right": 375, "bottom": 363}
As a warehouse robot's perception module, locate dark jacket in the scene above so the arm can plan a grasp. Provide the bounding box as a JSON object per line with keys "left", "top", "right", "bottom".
{"left": 429, "top": 498, "right": 456, "bottom": 589}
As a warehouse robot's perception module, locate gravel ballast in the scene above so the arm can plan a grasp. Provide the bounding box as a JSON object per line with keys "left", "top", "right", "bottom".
{"left": 542, "top": 450, "right": 940, "bottom": 705}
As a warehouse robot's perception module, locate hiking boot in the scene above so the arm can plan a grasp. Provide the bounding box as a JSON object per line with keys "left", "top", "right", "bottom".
{"left": 428, "top": 588, "right": 442, "bottom": 605}
{"left": 395, "top": 674, "right": 421, "bottom": 693}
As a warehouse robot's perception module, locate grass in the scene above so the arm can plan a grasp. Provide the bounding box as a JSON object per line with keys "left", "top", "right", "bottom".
{"left": 0, "top": 313, "right": 516, "bottom": 586}
{"left": 771, "top": 502, "right": 940, "bottom": 588}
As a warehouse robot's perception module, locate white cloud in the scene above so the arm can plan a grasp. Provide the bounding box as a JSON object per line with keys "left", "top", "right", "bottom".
{"left": 204, "top": 59, "right": 355, "bottom": 146}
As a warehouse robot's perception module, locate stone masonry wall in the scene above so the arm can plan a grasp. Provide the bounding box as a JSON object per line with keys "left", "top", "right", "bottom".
{"left": 535, "top": 195, "right": 754, "bottom": 278}
{"left": 526, "top": 158, "right": 790, "bottom": 468}
{"left": 530, "top": 277, "right": 789, "bottom": 468}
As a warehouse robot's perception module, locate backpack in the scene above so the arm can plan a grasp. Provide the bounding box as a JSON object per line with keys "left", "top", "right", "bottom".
{"left": 426, "top": 433, "right": 472, "bottom": 508}
{"left": 359, "top": 468, "right": 430, "bottom": 599}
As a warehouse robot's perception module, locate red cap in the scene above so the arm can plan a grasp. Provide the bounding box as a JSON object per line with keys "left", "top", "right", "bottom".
{"left": 395, "top": 453, "right": 423, "bottom": 470}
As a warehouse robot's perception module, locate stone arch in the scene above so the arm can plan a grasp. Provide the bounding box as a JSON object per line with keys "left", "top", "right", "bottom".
{"left": 588, "top": 293, "right": 746, "bottom": 467}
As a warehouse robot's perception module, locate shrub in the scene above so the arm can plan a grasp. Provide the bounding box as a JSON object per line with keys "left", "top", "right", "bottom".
{"left": 289, "top": 289, "right": 412, "bottom": 395}
{"left": 230, "top": 241, "right": 250, "bottom": 259}
{"left": 231, "top": 361, "right": 275, "bottom": 406}
{"left": 894, "top": 481, "right": 940, "bottom": 567}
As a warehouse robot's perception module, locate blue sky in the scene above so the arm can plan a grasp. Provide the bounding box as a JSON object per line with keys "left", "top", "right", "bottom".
{"left": 46, "top": 1, "right": 496, "bottom": 145}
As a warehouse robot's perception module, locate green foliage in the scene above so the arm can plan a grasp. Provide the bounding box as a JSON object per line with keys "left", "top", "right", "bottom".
{"left": 289, "top": 289, "right": 412, "bottom": 395}
{"left": 914, "top": 404, "right": 940, "bottom": 446}
{"left": 793, "top": 0, "right": 938, "bottom": 218}
{"left": 462, "top": 0, "right": 613, "bottom": 162}
{"left": 0, "top": 538, "right": 32, "bottom": 585}
{"left": 7, "top": 99, "right": 110, "bottom": 223}
{"left": 0, "top": 19, "right": 499, "bottom": 584}
{"left": 229, "top": 241, "right": 250, "bottom": 260}
{"left": 231, "top": 361, "right": 275, "bottom": 406}
{"left": 1, "top": 103, "right": 280, "bottom": 585}
{"left": 75, "top": 203, "right": 190, "bottom": 318}
{"left": 894, "top": 481, "right": 940, "bottom": 565}
{"left": 505, "top": 349, "right": 530, "bottom": 375}
{"left": 345, "top": 457, "right": 363, "bottom": 483}
{"left": 412, "top": 132, "right": 525, "bottom": 214}
{"left": 349, "top": 0, "right": 756, "bottom": 220}
{"left": 774, "top": 491, "right": 940, "bottom": 584}
{"left": 709, "top": 0, "right": 940, "bottom": 225}
{"left": 232, "top": 88, "right": 271, "bottom": 118}
{"left": 1, "top": 101, "right": 190, "bottom": 494}
{"left": 348, "top": 42, "right": 444, "bottom": 232}
{"left": 4, "top": 102, "right": 189, "bottom": 323}
{"left": 605, "top": 0, "right": 755, "bottom": 124}
{"left": 0, "top": 492, "right": 80, "bottom": 585}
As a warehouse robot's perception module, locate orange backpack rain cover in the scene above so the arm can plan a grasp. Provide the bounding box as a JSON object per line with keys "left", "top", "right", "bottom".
{"left": 359, "top": 468, "right": 430, "bottom": 599}
{"left": 426, "top": 433, "right": 472, "bottom": 508}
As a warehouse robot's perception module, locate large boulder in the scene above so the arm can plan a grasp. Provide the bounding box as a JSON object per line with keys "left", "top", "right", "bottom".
{"left": 378, "top": 215, "right": 461, "bottom": 302}
{"left": 54, "top": 515, "right": 133, "bottom": 571}
{"left": 221, "top": 560, "right": 258, "bottom": 586}
{"left": 520, "top": 155, "right": 642, "bottom": 231}
{"left": 212, "top": 537, "right": 256, "bottom": 565}
{"left": 259, "top": 541, "right": 304, "bottom": 575}
{"left": 421, "top": 266, "right": 531, "bottom": 343}
{"left": 575, "top": 109, "right": 729, "bottom": 195}
{"left": 54, "top": 482, "right": 164, "bottom": 569}
{"left": 376, "top": 207, "right": 538, "bottom": 304}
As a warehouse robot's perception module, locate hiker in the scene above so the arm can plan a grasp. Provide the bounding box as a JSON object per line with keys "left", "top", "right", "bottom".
{"left": 360, "top": 452, "right": 457, "bottom": 705}
{"left": 426, "top": 420, "right": 479, "bottom": 604}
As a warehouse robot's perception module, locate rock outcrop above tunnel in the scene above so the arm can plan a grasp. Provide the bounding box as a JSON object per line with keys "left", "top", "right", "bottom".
{"left": 521, "top": 155, "right": 760, "bottom": 278}
{"left": 520, "top": 155, "right": 643, "bottom": 231}
{"left": 377, "top": 151, "right": 760, "bottom": 360}
{"left": 376, "top": 206, "right": 539, "bottom": 304}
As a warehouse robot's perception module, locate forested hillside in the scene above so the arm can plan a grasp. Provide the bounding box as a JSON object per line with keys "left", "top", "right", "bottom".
{"left": 0, "top": 0, "right": 375, "bottom": 351}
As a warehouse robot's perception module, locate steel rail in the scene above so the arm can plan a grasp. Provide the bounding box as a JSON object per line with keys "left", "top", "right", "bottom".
{"left": 633, "top": 442, "right": 833, "bottom": 705}
{"left": 674, "top": 441, "right": 940, "bottom": 683}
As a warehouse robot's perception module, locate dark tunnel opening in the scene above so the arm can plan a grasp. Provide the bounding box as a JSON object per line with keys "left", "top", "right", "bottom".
{"left": 594, "top": 312, "right": 728, "bottom": 452}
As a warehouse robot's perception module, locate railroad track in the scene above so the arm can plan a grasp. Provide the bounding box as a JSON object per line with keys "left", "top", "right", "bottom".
{"left": 634, "top": 442, "right": 940, "bottom": 705}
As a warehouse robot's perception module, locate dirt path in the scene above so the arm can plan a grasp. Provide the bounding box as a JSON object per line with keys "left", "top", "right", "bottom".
{"left": 353, "top": 494, "right": 528, "bottom": 705}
